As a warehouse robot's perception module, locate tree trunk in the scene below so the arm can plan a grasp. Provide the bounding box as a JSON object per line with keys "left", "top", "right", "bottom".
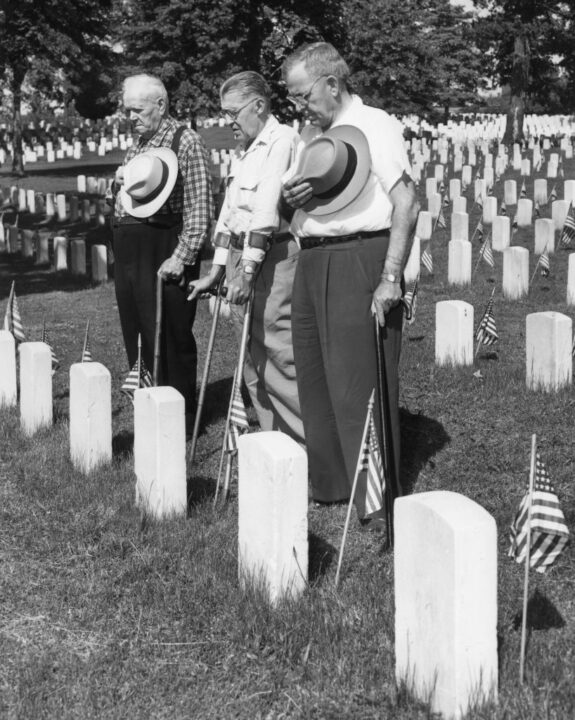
{"left": 10, "top": 70, "right": 25, "bottom": 177}
{"left": 502, "top": 34, "right": 529, "bottom": 147}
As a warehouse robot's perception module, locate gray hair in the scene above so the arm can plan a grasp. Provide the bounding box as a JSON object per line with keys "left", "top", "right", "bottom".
{"left": 123, "top": 74, "right": 169, "bottom": 108}
{"left": 281, "top": 42, "right": 350, "bottom": 87}
{"left": 220, "top": 71, "right": 271, "bottom": 110}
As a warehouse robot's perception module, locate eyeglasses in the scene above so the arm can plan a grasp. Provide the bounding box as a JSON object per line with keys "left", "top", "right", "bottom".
{"left": 287, "top": 75, "right": 328, "bottom": 110}
{"left": 221, "top": 97, "right": 258, "bottom": 122}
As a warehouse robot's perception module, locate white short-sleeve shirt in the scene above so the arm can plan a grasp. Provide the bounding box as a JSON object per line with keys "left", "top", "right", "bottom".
{"left": 287, "top": 96, "right": 412, "bottom": 239}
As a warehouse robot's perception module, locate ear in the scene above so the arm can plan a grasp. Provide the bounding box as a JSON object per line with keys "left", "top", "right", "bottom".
{"left": 157, "top": 97, "right": 167, "bottom": 116}
{"left": 325, "top": 75, "right": 340, "bottom": 98}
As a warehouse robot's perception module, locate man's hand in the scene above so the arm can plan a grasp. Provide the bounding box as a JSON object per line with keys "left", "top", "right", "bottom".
{"left": 187, "top": 275, "right": 219, "bottom": 301}
{"left": 158, "top": 256, "right": 185, "bottom": 282}
{"left": 224, "top": 272, "right": 255, "bottom": 305}
{"left": 371, "top": 278, "right": 402, "bottom": 327}
{"left": 282, "top": 174, "right": 314, "bottom": 209}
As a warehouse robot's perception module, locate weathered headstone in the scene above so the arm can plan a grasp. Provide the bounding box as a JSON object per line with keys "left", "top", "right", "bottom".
{"left": 452, "top": 196, "right": 467, "bottom": 214}
{"left": 482, "top": 196, "right": 498, "bottom": 225}
{"left": 19, "top": 342, "right": 53, "bottom": 436}
{"left": 502, "top": 247, "right": 529, "bottom": 300}
{"left": 533, "top": 179, "right": 548, "bottom": 206}
{"left": 71, "top": 239, "right": 87, "bottom": 275}
{"left": 534, "top": 218, "right": 555, "bottom": 255}
{"left": 450, "top": 212, "right": 469, "bottom": 242}
{"left": 238, "top": 431, "right": 308, "bottom": 605}
{"left": 91, "top": 245, "right": 108, "bottom": 282}
{"left": 435, "top": 300, "right": 473, "bottom": 366}
{"left": 516, "top": 198, "right": 533, "bottom": 227}
{"left": 526, "top": 312, "right": 572, "bottom": 391}
{"left": 492, "top": 215, "right": 511, "bottom": 252}
{"left": 415, "top": 211, "right": 433, "bottom": 241}
{"left": 69, "top": 362, "right": 112, "bottom": 473}
{"left": 404, "top": 236, "right": 420, "bottom": 285}
{"left": 134, "top": 386, "right": 187, "bottom": 518}
{"left": 447, "top": 240, "right": 471, "bottom": 287}
{"left": 395, "top": 491, "right": 497, "bottom": 720}
{"left": 504, "top": 179, "right": 517, "bottom": 205}
{"left": 53, "top": 236, "right": 68, "bottom": 271}
{"left": 567, "top": 254, "right": 575, "bottom": 306}
{"left": 0, "top": 330, "right": 17, "bottom": 407}
{"left": 551, "top": 199, "right": 570, "bottom": 231}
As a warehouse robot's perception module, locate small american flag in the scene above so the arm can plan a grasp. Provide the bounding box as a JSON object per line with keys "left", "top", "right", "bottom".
{"left": 81, "top": 321, "right": 93, "bottom": 362}
{"left": 121, "top": 360, "right": 153, "bottom": 400}
{"left": 226, "top": 382, "right": 249, "bottom": 452}
{"left": 539, "top": 248, "right": 550, "bottom": 277}
{"left": 475, "top": 292, "right": 498, "bottom": 346}
{"left": 41, "top": 321, "right": 59, "bottom": 374}
{"left": 500, "top": 201, "right": 507, "bottom": 216}
{"left": 421, "top": 243, "right": 433, "bottom": 274}
{"left": 520, "top": 180, "right": 527, "bottom": 198}
{"left": 478, "top": 235, "right": 495, "bottom": 268}
{"left": 435, "top": 204, "right": 447, "bottom": 231}
{"left": 358, "top": 408, "right": 385, "bottom": 516}
{"left": 559, "top": 202, "right": 575, "bottom": 248}
{"left": 403, "top": 278, "right": 418, "bottom": 325}
{"left": 509, "top": 453, "right": 569, "bottom": 573}
{"left": 3, "top": 281, "right": 25, "bottom": 343}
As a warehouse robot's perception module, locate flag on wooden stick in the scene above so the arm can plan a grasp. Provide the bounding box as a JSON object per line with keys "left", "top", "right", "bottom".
{"left": 475, "top": 289, "right": 498, "bottom": 347}
{"left": 355, "top": 395, "right": 385, "bottom": 516}
{"left": 549, "top": 184, "right": 558, "bottom": 203}
{"left": 520, "top": 180, "right": 527, "bottom": 198}
{"left": 81, "top": 320, "right": 93, "bottom": 362}
{"left": 421, "top": 243, "right": 433, "bottom": 274}
{"left": 477, "top": 234, "right": 495, "bottom": 268}
{"left": 121, "top": 335, "right": 152, "bottom": 400}
{"left": 226, "top": 382, "right": 250, "bottom": 452}
{"left": 403, "top": 278, "right": 419, "bottom": 325}
{"left": 559, "top": 202, "right": 575, "bottom": 248}
{"left": 509, "top": 452, "right": 569, "bottom": 573}
{"left": 434, "top": 204, "right": 447, "bottom": 231}
{"left": 41, "top": 319, "right": 59, "bottom": 374}
{"left": 3, "top": 281, "right": 25, "bottom": 342}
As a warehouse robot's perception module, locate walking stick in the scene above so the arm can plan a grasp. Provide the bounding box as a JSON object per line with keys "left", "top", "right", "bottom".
{"left": 188, "top": 278, "right": 226, "bottom": 471}
{"left": 153, "top": 275, "right": 163, "bottom": 386}
{"left": 214, "top": 295, "right": 253, "bottom": 506}
{"left": 373, "top": 314, "right": 402, "bottom": 548}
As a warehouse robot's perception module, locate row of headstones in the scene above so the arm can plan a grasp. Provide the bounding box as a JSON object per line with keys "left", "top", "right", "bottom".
{"left": 406, "top": 236, "right": 575, "bottom": 303}
{"left": 0, "top": 332, "right": 498, "bottom": 719}
{"left": 409, "top": 138, "right": 572, "bottom": 183}
{"left": 1, "top": 186, "right": 108, "bottom": 224}
{"left": 0, "top": 134, "right": 133, "bottom": 165}
{"left": 437, "top": 304, "right": 572, "bottom": 391}
{"left": 0, "top": 228, "right": 108, "bottom": 280}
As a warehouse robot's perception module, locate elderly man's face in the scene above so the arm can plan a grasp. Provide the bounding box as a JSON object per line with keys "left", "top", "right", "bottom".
{"left": 123, "top": 85, "right": 165, "bottom": 140}
{"left": 220, "top": 90, "right": 261, "bottom": 148}
{"left": 285, "top": 61, "right": 337, "bottom": 131}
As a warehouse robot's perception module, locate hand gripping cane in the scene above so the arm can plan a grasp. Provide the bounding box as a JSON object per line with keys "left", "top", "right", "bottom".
{"left": 213, "top": 294, "right": 253, "bottom": 506}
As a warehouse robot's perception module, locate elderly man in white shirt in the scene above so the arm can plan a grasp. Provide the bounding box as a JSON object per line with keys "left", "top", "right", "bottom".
{"left": 281, "top": 42, "right": 419, "bottom": 515}
{"left": 189, "top": 71, "right": 304, "bottom": 445}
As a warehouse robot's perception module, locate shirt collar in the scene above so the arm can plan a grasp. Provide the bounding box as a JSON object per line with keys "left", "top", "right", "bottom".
{"left": 242, "top": 114, "right": 279, "bottom": 155}
{"left": 332, "top": 95, "right": 364, "bottom": 128}
{"left": 137, "top": 117, "right": 174, "bottom": 148}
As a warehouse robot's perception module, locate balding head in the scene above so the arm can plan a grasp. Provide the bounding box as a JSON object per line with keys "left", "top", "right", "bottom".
{"left": 122, "top": 74, "right": 168, "bottom": 139}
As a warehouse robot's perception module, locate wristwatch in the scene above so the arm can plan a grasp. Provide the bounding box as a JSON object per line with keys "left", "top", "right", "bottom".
{"left": 382, "top": 272, "right": 401, "bottom": 283}
{"left": 242, "top": 262, "right": 257, "bottom": 276}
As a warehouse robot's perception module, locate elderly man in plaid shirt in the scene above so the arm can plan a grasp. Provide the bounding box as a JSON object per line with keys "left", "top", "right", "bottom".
{"left": 111, "top": 73, "right": 213, "bottom": 434}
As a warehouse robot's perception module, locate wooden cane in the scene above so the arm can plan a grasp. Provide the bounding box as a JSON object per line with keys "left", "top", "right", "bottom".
{"left": 152, "top": 276, "right": 163, "bottom": 386}
{"left": 374, "top": 315, "right": 402, "bottom": 548}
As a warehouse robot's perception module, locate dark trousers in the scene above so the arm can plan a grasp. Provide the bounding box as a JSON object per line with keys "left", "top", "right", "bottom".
{"left": 112, "top": 222, "right": 199, "bottom": 428}
{"left": 291, "top": 233, "right": 403, "bottom": 506}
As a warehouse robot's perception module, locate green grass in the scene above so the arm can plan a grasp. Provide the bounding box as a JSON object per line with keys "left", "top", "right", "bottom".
{"left": 1, "top": 152, "right": 575, "bottom": 719}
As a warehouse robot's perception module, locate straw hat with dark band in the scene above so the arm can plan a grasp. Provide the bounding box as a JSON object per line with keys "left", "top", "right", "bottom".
{"left": 120, "top": 147, "right": 179, "bottom": 218}
{"left": 295, "top": 125, "right": 371, "bottom": 216}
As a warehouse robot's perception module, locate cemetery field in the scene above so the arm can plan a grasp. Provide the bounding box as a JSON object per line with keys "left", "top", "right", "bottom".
{"left": 2, "top": 159, "right": 575, "bottom": 719}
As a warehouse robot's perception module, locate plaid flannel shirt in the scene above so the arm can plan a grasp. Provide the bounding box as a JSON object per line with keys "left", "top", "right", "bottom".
{"left": 115, "top": 116, "right": 213, "bottom": 265}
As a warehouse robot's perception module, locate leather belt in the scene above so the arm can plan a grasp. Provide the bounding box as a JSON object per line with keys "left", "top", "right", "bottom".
{"left": 299, "top": 229, "right": 388, "bottom": 250}
{"left": 113, "top": 213, "right": 182, "bottom": 229}
{"left": 229, "top": 232, "right": 292, "bottom": 250}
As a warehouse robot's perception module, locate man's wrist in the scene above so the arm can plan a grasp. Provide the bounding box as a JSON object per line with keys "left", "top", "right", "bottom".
{"left": 242, "top": 260, "right": 258, "bottom": 276}
{"left": 381, "top": 271, "right": 401, "bottom": 283}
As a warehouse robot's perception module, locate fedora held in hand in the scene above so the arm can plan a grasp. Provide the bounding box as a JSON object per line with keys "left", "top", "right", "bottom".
{"left": 295, "top": 125, "right": 371, "bottom": 216}
{"left": 120, "top": 147, "right": 179, "bottom": 218}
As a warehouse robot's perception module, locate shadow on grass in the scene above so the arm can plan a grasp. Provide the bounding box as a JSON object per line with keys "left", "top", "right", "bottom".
{"left": 309, "top": 532, "right": 336, "bottom": 582}
{"left": 200, "top": 375, "right": 234, "bottom": 427}
{"left": 113, "top": 429, "right": 134, "bottom": 460}
{"left": 187, "top": 473, "right": 218, "bottom": 509}
{"left": 513, "top": 587, "right": 565, "bottom": 631}
{"left": 400, "top": 407, "right": 450, "bottom": 495}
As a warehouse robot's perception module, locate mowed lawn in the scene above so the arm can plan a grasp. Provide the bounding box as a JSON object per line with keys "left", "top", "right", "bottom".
{"left": 1, "top": 137, "right": 575, "bottom": 719}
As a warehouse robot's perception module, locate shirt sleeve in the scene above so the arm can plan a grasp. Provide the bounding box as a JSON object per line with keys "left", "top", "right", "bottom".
{"left": 172, "top": 131, "right": 214, "bottom": 265}
{"left": 243, "top": 130, "right": 298, "bottom": 264}
{"left": 369, "top": 113, "right": 411, "bottom": 195}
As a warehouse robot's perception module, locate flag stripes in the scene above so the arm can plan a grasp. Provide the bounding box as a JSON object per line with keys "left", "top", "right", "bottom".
{"left": 559, "top": 202, "right": 575, "bottom": 248}
{"left": 3, "top": 282, "right": 25, "bottom": 342}
{"left": 121, "top": 360, "right": 153, "bottom": 399}
{"left": 358, "top": 411, "right": 385, "bottom": 516}
{"left": 226, "top": 382, "right": 250, "bottom": 452}
{"left": 475, "top": 293, "right": 498, "bottom": 346}
{"left": 509, "top": 453, "right": 569, "bottom": 573}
